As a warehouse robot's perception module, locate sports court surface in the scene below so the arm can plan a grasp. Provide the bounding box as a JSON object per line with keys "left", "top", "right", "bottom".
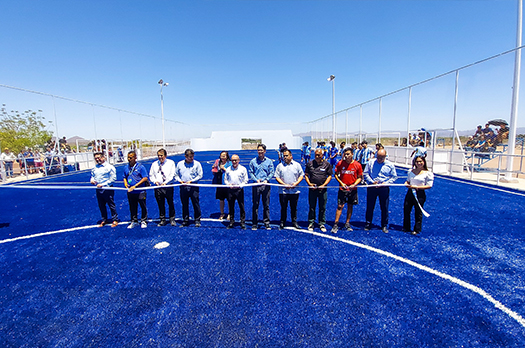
{"left": 1, "top": 149, "right": 525, "bottom": 347}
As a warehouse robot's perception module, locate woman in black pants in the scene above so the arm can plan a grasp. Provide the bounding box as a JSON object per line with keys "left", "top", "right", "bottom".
{"left": 403, "top": 156, "right": 434, "bottom": 235}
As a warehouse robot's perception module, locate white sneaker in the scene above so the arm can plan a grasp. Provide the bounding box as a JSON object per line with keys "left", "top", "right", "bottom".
{"left": 127, "top": 222, "right": 137, "bottom": 229}
{"left": 308, "top": 224, "right": 314, "bottom": 231}
{"left": 141, "top": 221, "right": 147, "bottom": 228}
{"left": 320, "top": 225, "right": 327, "bottom": 233}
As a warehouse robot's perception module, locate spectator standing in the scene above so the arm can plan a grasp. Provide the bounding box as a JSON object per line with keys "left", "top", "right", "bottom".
{"left": 1, "top": 148, "right": 16, "bottom": 178}
{"left": 363, "top": 149, "right": 397, "bottom": 233}
{"left": 149, "top": 149, "right": 177, "bottom": 226}
{"left": 175, "top": 149, "right": 203, "bottom": 227}
{"left": 359, "top": 141, "right": 373, "bottom": 171}
{"left": 274, "top": 149, "right": 304, "bottom": 230}
{"left": 411, "top": 141, "right": 427, "bottom": 159}
{"left": 304, "top": 148, "right": 333, "bottom": 232}
{"left": 329, "top": 141, "right": 339, "bottom": 167}
{"left": 224, "top": 154, "right": 249, "bottom": 229}
{"left": 249, "top": 144, "right": 275, "bottom": 230}
{"left": 90, "top": 152, "right": 119, "bottom": 227}
{"left": 301, "top": 142, "right": 312, "bottom": 163}
{"left": 338, "top": 142, "right": 346, "bottom": 157}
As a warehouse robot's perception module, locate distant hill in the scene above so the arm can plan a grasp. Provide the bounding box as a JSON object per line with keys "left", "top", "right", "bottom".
{"left": 67, "top": 136, "right": 88, "bottom": 143}
{"left": 294, "top": 128, "right": 525, "bottom": 138}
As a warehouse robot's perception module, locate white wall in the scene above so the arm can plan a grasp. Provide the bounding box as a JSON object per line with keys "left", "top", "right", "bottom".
{"left": 191, "top": 130, "right": 304, "bottom": 152}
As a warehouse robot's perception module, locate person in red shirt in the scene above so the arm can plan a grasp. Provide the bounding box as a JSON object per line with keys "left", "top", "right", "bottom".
{"left": 332, "top": 147, "right": 362, "bottom": 233}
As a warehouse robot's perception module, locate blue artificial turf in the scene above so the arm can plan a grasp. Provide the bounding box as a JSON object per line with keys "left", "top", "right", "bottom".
{"left": 1, "top": 150, "right": 525, "bottom": 347}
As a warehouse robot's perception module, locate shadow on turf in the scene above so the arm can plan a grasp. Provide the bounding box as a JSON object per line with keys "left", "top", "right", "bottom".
{"left": 0, "top": 222, "right": 10, "bottom": 228}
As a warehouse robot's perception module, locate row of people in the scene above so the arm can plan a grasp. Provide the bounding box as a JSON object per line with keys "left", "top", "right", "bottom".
{"left": 90, "top": 145, "right": 433, "bottom": 235}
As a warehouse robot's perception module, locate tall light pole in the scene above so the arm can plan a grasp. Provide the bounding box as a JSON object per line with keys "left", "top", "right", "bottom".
{"left": 158, "top": 79, "right": 169, "bottom": 149}
{"left": 327, "top": 75, "right": 336, "bottom": 142}
{"left": 503, "top": 0, "right": 522, "bottom": 183}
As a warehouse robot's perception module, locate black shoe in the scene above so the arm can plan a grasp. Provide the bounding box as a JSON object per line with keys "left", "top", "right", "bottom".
{"left": 195, "top": 221, "right": 201, "bottom": 227}
{"left": 227, "top": 222, "right": 235, "bottom": 229}
{"left": 170, "top": 219, "right": 177, "bottom": 227}
{"left": 292, "top": 222, "right": 300, "bottom": 229}
{"left": 265, "top": 224, "right": 271, "bottom": 230}
{"left": 240, "top": 223, "right": 246, "bottom": 230}
{"left": 279, "top": 223, "right": 284, "bottom": 230}
{"left": 157, "top": 220, "right": 167, "bottom": 227}
{"left": 181, "top": 221, "right": 189, "bottom": 227}
{"left": 364, "top": 223, "right": 371, "bottom": 231}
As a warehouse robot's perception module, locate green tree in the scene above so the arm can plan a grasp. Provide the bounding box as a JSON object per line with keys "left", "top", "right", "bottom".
{"left": 0, "top": 104, "right": 53, "bottom": 153}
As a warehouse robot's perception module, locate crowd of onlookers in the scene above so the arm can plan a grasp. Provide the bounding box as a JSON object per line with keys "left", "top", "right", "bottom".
{"left": 0, "top": 146, "right": 71, "bottom": 179}
{"left": 464, "top": 123, "right": 509, "bottom": 153}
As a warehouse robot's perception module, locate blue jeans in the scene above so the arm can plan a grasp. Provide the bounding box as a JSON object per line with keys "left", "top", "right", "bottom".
{"left": 252, "top": 185, "right": 271, "bottom": 225}
{"left": 4, "top": 162, "right": 13, "bottom": 177}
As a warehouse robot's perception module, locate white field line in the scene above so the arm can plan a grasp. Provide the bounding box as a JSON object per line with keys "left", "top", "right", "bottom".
{"left": 0, "top": 221, "right": 523, "bottom": 329}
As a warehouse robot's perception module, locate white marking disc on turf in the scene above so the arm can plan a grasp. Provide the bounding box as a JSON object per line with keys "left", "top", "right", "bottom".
{"left": 154, "top": 242, "right": 170, "bottom": 249}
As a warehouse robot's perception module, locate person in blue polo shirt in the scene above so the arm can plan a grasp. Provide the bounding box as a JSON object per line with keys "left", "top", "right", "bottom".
{"left": 123, "top": 151, "right": 149, "bottom": 229}
{"left": 175, "top": 148, "right": 204, "bottom": 227}
{"left": 249, "top": 143, "right": 275, "bottom": 230}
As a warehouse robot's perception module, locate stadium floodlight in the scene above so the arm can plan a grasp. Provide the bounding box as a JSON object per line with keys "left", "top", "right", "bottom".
{"left": 327, "top": 75, "right": 336, "bottom": 142}
{"left": 158, "top": 79, "right": 169, "bottom": 148}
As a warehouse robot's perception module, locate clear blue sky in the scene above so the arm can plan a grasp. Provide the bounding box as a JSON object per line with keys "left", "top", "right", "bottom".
{"left": 0, "top": 0, "right": 521, "bottom": 139}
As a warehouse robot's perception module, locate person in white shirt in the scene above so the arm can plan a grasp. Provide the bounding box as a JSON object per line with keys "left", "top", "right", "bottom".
{"left": 274, "top": 149, "right": 304, "bottom": 230}
{"left": 224, "top": 154, "right": 249, "bottom": 229}
{"left": 1, "top": 148, "right": 16, "bottom": 178}
{"left": 149, "top": 149, "right": 177, "bottom": 226}
{"left": 90, "top": 152, "right": 118, "bottom": 227}
{"left": 403, "top": 156, "right": 434, "bottom": 235}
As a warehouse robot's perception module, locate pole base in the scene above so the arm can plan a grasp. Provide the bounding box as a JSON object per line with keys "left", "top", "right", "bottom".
{"left": 500, "top": 176, "right": 519, "bottom": 183}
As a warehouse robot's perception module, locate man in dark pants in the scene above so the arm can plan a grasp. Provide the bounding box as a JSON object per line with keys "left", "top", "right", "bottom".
{"left": 90, "top": 152, "right": 119, "bottom": 227}
{"left": 175, "top": 148, "right": 203, "bottom": 227}
{"left": 363, "top": 149, "right": 397, "bottom": 233}
{"left": 149, "top": 149, "right": 177, "bottom": 226}
{"left": 304, "top": 148, "right": 332, "bottom": 232}
{"left": 248, "top": 144, "right": 275, "bottom": 230}
{"left": 224, "top": 154, "right": 249, "bottom": 229}
{"left": 124, "top": 151, "right": 149, "bottom": 229}
{"left": 274, "top": 149, "right": 304, "bottom": 229}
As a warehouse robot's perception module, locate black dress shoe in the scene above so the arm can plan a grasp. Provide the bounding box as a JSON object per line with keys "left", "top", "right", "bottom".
{"left": 157, "top": 220, "right": 167, "bottom": 227}
{"left": 292, "top": 222, "right": 300, "bottom": 229}
{"left": 227, "top": 222, "right": 235, "bottom": 229}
